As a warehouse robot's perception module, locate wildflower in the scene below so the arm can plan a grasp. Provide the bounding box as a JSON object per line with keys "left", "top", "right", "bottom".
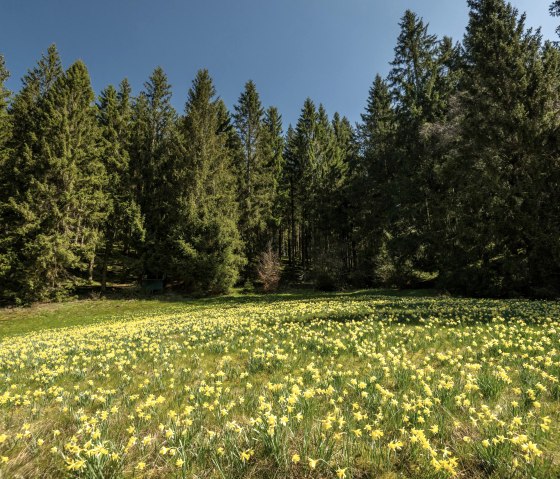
{"left": 337, "top": 467, "right": 347, "bottom": 478}
{"left": 388, "top": 440, "right": 404, "bottom": 451}
{"left": 240, "top": 449, "right": 254, "bottom": 463}
{"left": 292, "top": 453, "right": 300, "bottom": 464}
{"left": 176, "top": 458, "right": 184, "bottom": 467}
{"left": 308, "top": 457, "right": 318, "bottom": 469}
{"left": 66, "top": 459, "right": 86, "bottom": 471}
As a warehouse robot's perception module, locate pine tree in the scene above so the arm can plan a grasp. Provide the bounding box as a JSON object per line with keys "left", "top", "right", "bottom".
{"left": 7, "top": 45, "right": 63, "bottom": 201}
{"left": 260, "top": 106, "right": 284, "bottom": 256}
{"left": 282, "top": 124, "right": 297, "bottom": 267}
{"left": 97, "top": 79, "right": 144, "bottom": 291}
{"left": 129, "top": 67, "right": 178, "bottom": 280}
{"left": 0, "top": 54, "right": 10, "bottom": 154}
{"left": 0, "top": 54, "right": 13, "bottom": 292}
{"left": 285, "top": 98, "right": 318, "bottom": 268}
{"left": 233, "top": 80, "right": 271, "bottom": 272}
{"left": 440, "top": 0, "right": 545, "bottom": 296}
{"left": 172, "top": 69, "right": 244, "bottom": 293}
{"left": 3, "top": 59, "right": 106, "bottom": 301}
{"left": 354, "top": 74, "right": 396, "bottom": 282}
{"left": 1, "top": 46, "right": 64, "bottom": 301}
{"left": 523, "top": 41, "right": 560, "bottom": 296}
{"left": 384, "top": 10, "right": 442, "bottom": 286}
{"left": 314, "top": 112, "right": 355, "bottom": 282}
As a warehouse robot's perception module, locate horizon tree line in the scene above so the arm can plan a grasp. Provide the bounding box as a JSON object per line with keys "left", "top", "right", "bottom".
{"left": 1, "top": 0, "right": 560, "bottom": 303}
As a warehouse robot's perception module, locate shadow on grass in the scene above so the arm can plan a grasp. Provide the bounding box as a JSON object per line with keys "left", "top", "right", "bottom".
{"left": 0, "top": 288, "right": 438, "bottom": 338}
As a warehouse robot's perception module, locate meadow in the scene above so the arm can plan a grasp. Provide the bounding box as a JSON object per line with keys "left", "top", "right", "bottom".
{"left": 0, "top": 291, "right": 558, "bottom": 478}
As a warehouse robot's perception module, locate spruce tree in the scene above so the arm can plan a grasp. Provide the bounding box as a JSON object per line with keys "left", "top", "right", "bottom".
{"left": 97, "top": 80, "right": 144, "bottom": 291}
{"left": 0, "top": 55, "right": 10, "bottom": 154}
{"left": 3, "top": 59, "right": 106, "bottom": 300}
{"left": 287, "top": 98, "right": 318, "bottom": 268}
{"left": 441, "top": 0, "right": 545, "bottom": 296}
{"left": 233, "top": 80, "right": 270, "bottom": 272}
{"left": 354, "top": 74, "right": 396, "bottom": 282}
{"left": 385, "top": 10, "right": 442, "bottom": 286}
{"left": 1, "top": 46, "right": 64, "bottom": 301}
{"left": 173, "top": 69, "right": 244, "bottom": 293}
{"left": 523, "top": 41, "right": 560, "bottom": 296}
{"left": 282, "top": 124, "right": 298, "bottom": 266}
{"left": 259, "top": 106, "right": 284, "bottom": 256}
{"left": 129, "top": 67, "right": 177, "bottom": 280}
{"left": 0, "top": 54, "right": 12, "bottom": 293}
{"left": 314, "top": 112, "right": 354, "bottom": 281}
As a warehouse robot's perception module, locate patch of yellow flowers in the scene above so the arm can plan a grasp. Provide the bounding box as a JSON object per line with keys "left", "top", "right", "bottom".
{"left": 0, "top": 295, "right": 559, "bottom": 478}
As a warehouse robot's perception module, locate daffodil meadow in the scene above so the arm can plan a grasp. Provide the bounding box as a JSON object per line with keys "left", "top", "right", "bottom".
{"left": 0, "top": 293, "right": 559, "bottom": 478}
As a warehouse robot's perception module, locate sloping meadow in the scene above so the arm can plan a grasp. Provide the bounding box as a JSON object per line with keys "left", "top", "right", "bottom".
{"left": 0, "top": 294, "right": 559, "bottom": 478}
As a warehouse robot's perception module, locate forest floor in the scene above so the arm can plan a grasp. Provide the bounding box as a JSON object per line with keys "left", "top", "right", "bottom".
{"left": 0, "top": 290, "right": 559, "bottom": 478}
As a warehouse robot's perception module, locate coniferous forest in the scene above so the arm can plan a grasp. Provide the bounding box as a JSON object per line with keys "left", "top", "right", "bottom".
{"left": 1, "top": 0, "right": 560, "bottom": 303}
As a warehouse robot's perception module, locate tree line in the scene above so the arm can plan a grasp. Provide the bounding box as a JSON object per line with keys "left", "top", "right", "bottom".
{"left": 1, "top": 0, "right": 559, "bottom": 303}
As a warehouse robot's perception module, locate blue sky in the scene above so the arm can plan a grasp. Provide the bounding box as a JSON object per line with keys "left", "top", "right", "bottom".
{"left": 1, "top": 0, "right": 557, "bottom": 127}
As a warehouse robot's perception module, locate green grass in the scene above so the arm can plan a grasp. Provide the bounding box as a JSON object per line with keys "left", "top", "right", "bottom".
{"left": 0, "top": 288, "right": 436, "bottom": 338}
{"left": 0, "top": 289, "right": 558, "bottom": 478}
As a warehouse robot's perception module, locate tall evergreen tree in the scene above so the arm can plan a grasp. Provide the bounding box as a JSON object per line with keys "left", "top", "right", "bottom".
{"left": 129, "top": 67, "right": 177, "bottom": 280}
{"left": 523, "top": 41, "right": 560, "bottom": 296}
{"left": 354, "top": 74, "right": 396, "bottom": 282}
{"left": 440, "top": 0, "right": 546, "bottom": 296}
{"left": 2, "top": 59, "right": 106, "bottom": 301}
{"left": 233, "top": 80, "right": 274, "bottom": 272}
{"left": 172, "top": 69, "right": 244, "bottom": 293}
{"left": 379, "top": 11, "right": 458, "bottom": 286}
{"left": 260, "top": 106, "right": 285, "bottom": 256}
{"left": 0, "top": 55, "right": 10, "bottom": 155}
{"left": 285, "top": 98, "right": 319, "bottom": 268}
{"left": 313, "top": 112, "right": 355, "bottom": 280}
{"left": 1, "top": 46, "right": 64, "bottom": 301}
{"left": 0, "top": 54, "right": 13, "bottom": 291}
{"left": 97, "top": 79, "right": 144, "bottom": 291}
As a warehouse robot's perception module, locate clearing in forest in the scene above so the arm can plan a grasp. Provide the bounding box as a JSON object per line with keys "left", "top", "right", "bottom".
{"left": 0, "top": 291, "right": 559, "bottom": 478}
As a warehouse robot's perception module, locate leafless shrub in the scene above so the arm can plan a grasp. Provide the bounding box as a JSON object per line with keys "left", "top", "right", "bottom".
{"left": 257, "top": 245, "right": 282, "bottom": 292}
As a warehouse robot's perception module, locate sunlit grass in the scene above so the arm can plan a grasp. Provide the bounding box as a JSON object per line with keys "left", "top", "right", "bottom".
{"left": 0, "top": 292, "right": 558, "bottom": 478}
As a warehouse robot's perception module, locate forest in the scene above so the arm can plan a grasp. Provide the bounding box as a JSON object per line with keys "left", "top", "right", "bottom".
{"left": 1, "top": 0, "right": 560, "bottom": 303}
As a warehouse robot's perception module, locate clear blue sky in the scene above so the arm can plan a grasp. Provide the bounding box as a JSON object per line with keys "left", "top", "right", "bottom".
{"left": 1, "top": 0, "right": 557, "bottom": 127}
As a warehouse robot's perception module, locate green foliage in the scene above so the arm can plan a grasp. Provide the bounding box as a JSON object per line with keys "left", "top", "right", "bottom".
{"left": 1, "top": 50, "right": 106, "bottom": 302}
{"left": 0, "top": 55, "right": 13, "bottom": 287}
{"left": 550, "top": 0, "right": 560, "bottom": 35}
{"left": 1, "top": 1, "right": 560, "bottom": 302}
{"left": 172, "top": 69, "right": 245, "bottom": 293}
{"left": 129, "top": 67, "right": 178, "bottom": 280}
{"left": 233, "top": 81, "right": 279, "bottom": 274}
{"left": 97, "top": 80, "right": 144, "bottom": 289}
{"left": 436, "top": 0, "right": 559, "bottom": 297}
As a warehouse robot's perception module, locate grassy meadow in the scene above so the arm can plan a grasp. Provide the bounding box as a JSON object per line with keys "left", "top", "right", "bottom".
{"left": 0, "top": 291, "right": 559, "bottom": 478}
